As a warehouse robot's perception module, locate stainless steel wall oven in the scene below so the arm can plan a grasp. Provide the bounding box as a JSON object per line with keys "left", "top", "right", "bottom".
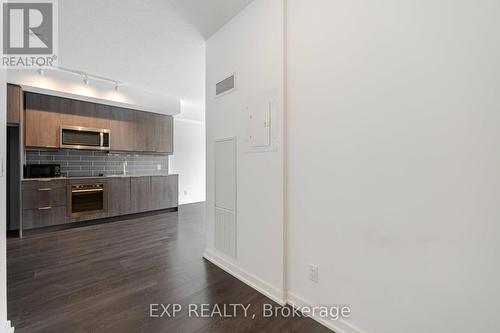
{"left": 67, "top": 183, "right": 107, "bottom": 218}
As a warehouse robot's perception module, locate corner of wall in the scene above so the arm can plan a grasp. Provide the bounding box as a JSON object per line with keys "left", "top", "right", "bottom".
{"left": 203, "top": 249, "right": 286, "bottom": 306}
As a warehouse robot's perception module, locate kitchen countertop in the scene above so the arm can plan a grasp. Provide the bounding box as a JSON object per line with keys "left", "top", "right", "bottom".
{"left": 22, "top": 174, "right": 178, "bottom": 181}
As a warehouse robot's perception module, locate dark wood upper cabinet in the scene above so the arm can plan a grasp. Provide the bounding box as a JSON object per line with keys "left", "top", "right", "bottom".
{"left": 23, "top": 92, "right": 173, "bottom": 153}
{"left": 164, "top": 115, "right": 174, "bottom": 153}
{"left": 25, "top": 92, "right": 61, "bottom": 148}
{"left": 7, "top": 84, "right": 22, "bottom": 124}
{"left": 59, "top": 99, "right": 110, "bottom": 130}
{"left": 133, "top": 111, "right": 150, "bottom": 152}
{"left": 156, "top": 114, "right": 173, "bottom": 154}
{"left": 132, "top": 111, "right": 172, "bottom": 153}
{"left": 109, "top": 107, "right": 136, "bottom": 152}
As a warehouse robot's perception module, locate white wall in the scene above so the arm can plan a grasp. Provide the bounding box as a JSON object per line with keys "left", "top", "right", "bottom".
{"left": 205, "top": 0, "right": 286, "bottom": 302}
{"left": 169, "top": 118, "right": 206, "bottom": 204}
{"left": 0, "top": 3, "right": 10, "bottom": 329}
{"left": 286, "top": 1, "right": 500, "bottom": 333}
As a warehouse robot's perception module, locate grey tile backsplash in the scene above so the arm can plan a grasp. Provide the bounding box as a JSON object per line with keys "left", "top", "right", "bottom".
{"left": 25, "top": 150, "right": 169, "bottom": 178}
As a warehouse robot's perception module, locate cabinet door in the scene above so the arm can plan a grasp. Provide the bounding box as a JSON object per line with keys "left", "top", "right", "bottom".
{"left": 7, "top": 84, "right": 21, "bottom": 124}
{"left": 135, "top": 112, "right": 157, "bottom": 152}
{"left": 133, "top": 112, "right": 147, "bottom": 152}
{"left": 165, "top": 175, "right": 178, "bottom": 208}
{"left": 151, "top": 176, "right": 178, "bottom": 210}
{"left": 108, "top": 178, "right": 131, "bottom": 216}
{"left": 23, "top": 206, "right": 66, "bottom": 230}
{"left": 109, "top": 107, "right": 136, "bottom": 151}
{"left": 130, "top": 177, "right": 151, "bottom": 213}
{"left": 151, "top": 176, "right": 164, "bottom": 210}
{"left": 25, "top": 93, "right": 61, "bottom": 148}
{"left": 155, "top": 115, "right": 173, "bottom": 153}
{"left": 62, "top": 99, "right": 110, "bottom": 129}
{"left": 22, "top": 189, "right": 58, "bottom": 209}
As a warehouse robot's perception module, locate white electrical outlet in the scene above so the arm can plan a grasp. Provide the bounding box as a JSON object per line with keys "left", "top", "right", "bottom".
{"left": 309, "top": 264, "right": 319, "bottom": 283}
{"left": 157, "top": 164, "right": 162, "bottom": 170}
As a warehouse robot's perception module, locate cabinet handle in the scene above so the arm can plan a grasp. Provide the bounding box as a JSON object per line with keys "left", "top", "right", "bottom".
{"left": 72, "top": 189, "right": 103, "bottom": 193}
{"left": 38, "top": 188, "right": 52, "bottom": 191}
{"left": 38, "top": 206, "right": 52, "bottom": 210}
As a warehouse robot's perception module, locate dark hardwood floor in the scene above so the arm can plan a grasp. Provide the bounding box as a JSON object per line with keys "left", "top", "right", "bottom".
{"left": 7, "top": 203, "right": 331, "bottom": 332}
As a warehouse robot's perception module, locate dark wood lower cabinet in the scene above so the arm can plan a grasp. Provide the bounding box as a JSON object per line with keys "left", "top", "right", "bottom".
{"left": 22, "top": 187, "right": 66, "bottom": 210}
{"left": 107, "top": 178, "right": 132, "bottom": 217}
{"left": 130, "top": 176, "right": 152, "bottom": 213}
{"left": 21, "top": 176, "right": 178, "bottom": 231}
{"left": 151, "top": 175, "right": 178, "bottom": 210}
{"left": 131, "top": 176, "right": 178, "bottom": 213}
{"left": 22, "top": 206, "right": 66, "bottom": 229}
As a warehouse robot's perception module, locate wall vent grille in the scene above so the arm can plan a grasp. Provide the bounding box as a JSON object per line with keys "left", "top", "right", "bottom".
{"left": 216, "top": 75, "right": 235, "bottom": 97}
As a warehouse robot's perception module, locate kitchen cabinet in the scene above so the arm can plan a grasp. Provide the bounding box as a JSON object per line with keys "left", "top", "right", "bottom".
{"left": 7, "top": 84, "right": 22, "bottom": 124}
{"left": 151, "top": 175, "right": 178, "bottom": 210}
{"left": 61, "top": 99, "right": 110, "bottom": 130}
{"left": 109, "top": 107, "right": 136, "bottom": 152}
{"left": 25, "top": 92, "right": 61, "bottom": 148}
{"left": 22, "top": 179, "right": 67, "bottom": 230}
{"left": 24, "top": 92, "right": 173, "bottom": 153}
{"left": 131, "top": 175, "right": 178, "bottom": 213}
{"left": 133, "top": 112, "right": 173, "bottom": 153}
{"left": 156, "top": 114, "right": 173, "bottom": 153}
{"left": 20, "top": 175, "right": 178, "bottom": 232}
{"left": 22, "top": 186, "right": 65, "bottom": 210}
{"left": 133, "top": 111, "right": 148, "bottom": 152}
{"left": 107, "top": 177, "right": 132, "bottom": 217}
{"left": 109, "top": 108, "right": 172, "bottom": 153}
{"left": 131, "top": 176, "right": 152, "bottom": 213}
{"left": 23, "top": 206, "right": 66, "bottom": 230}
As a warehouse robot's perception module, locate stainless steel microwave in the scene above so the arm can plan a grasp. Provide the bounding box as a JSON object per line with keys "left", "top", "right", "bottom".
{"left": 60, "top": 126, "right": 110, "bottom": 151}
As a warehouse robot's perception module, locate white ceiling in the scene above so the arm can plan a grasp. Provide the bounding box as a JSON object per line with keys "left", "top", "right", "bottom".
{"left": 170, "top": 0, "right": 254, "bottom": 39}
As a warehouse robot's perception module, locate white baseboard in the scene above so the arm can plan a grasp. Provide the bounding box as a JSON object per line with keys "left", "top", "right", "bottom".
{"left": 287, "top": 292, "right": 366, "bottom": 333}
{"left": 203, "top": 250, "right": 366, "bottom": 333}
{"left": 203, "top": 249, "right": 286, "bottom": 305}
{"left": 3, "top": 320, "right": 14, "bottom": 333}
